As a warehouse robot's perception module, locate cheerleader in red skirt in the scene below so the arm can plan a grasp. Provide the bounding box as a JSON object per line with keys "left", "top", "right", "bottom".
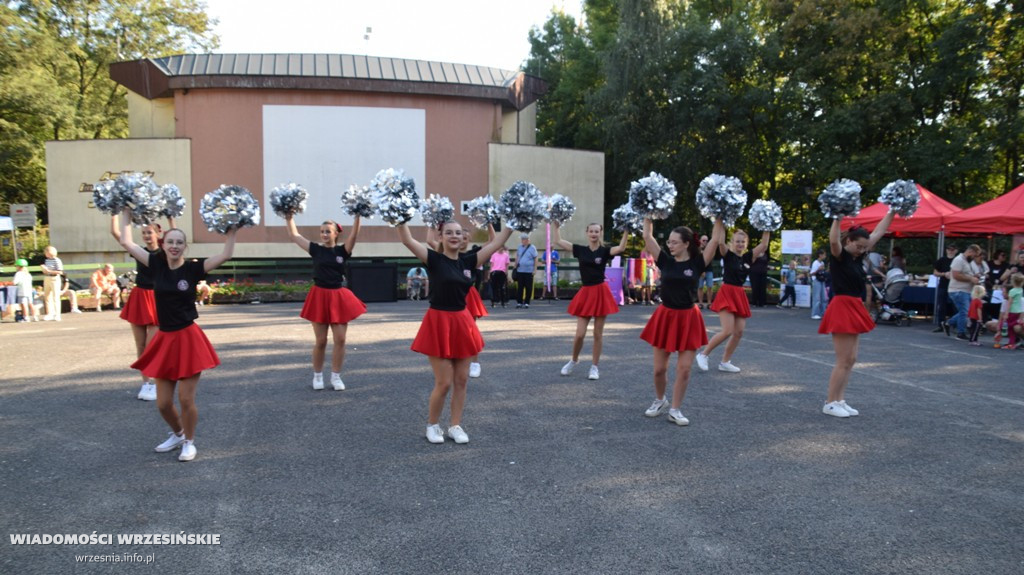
{"left": 110, "top": 213, "right": 174, "bottom": 402}
{"left": 695, "top": 226, "right": 771, "bottom": 374}
{"left": 819, "top": 209, "right": 895, "bottom": 418}
{"left": 552, "top": 221, "right": 629, "bottom": 381}
{"left": 639, "top": 217, "right": 723, "bottom": 425}
{"left": 398, "top": 220, "right": 513, "bottom": 444}
{"left": 117, "top": 208, "right": 237, "bottom": 462}
{"left": 286, "top": 214, "right": 367, "bottom": 391}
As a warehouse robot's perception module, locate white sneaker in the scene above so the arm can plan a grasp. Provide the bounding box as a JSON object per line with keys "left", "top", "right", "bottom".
{"left": 426, "top": 424, "right": 445, "bottom": 444}
{"left": 811, "top": 315, "right": 822, "bottom": 320}
{"left": 667, "top": 409, "right": 690, "bottom": 426}
{"left": 644, "top": 398, "right": 669, "bottom": 417}
{"left": 42, "top": 315, "right": 54, "bottom": 321}
{"left": 312, "top": 373, "right": 324, "bottom": 390}
{"left": 155, "top": 432, "right": 185, "bottom": 452}
{"left": 330, "top": 373, "right": 345, "bottom": 391}
{"left": 838, "top": 400, "right": 859, "bottom": 416}
{"left": 468, "top": 362, "right": 481, "bottom": 378}
{"left": 447, "top": 425, "right": 469, "bottom": 444}
{"left": 822, "top": 401, "right": 851, "bottom": 418}
{"left": 71, "top": 308, "right": 83, "bottom": 314}
{"left": 178, "top": 440, "right": 196, "bottom": 462}
{"left": 560, "top": 360, "right": 578, "bottom": 376}
{"left": 588, "top": 365, "right": 600, "bottom": 380}
{"left": 137, "top": 382, "right": 157, "bottom": 401}
{"left": 718, "top": 361, "right": 741, "bottom": 373}
{"left": 695, "top": 353, "right": 709, "bottom": 372}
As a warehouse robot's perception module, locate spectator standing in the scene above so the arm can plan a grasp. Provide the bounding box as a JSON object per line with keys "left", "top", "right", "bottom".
{"left": 932, "top": 245, "right": 958, "bottom": 332}
{"left": 514, "top": 234, "right": 538, "bottom": 308}
{"left": 748, "top": 251, "right": 769, "bottom": 307}
{"left": 777, "top": 259, "right": 798, "bottom": 309}
{"left": 967, "top": 285, "right": 986, "bottom": 346}
{"left": 39, "top": 245, "right": 64, "bottom": 321}
{"left": 12, "top": 259, "right": 39, "bottom": 322}
{"left": 1003, "top": 273, "right": 1024, "bottom": 350}
{"left": 89, "top": 264, "right": 122, "bottom": 311}
{"left": 946, "top": 244, "right": 982, "bottom": 340}
{"left": 488, "top": 246, "right": 510, "bottom": 307}
{"left": 810, "top": 249, "right": 829, "bottom": 319}
{"left": 696, "top": 235, "right": 714, "bottom": 309}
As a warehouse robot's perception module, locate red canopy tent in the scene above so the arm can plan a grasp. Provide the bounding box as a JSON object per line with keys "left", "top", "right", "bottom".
{"left": 840, "top": 184, "right": 961, "bottom": 237}
{"left": 943, "top": 182, "right": 1024, "bottom": 235}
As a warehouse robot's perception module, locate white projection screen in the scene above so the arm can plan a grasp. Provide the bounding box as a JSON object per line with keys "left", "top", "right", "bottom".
{"left": 262, "top": 105, "right": 426, "bottom": 227}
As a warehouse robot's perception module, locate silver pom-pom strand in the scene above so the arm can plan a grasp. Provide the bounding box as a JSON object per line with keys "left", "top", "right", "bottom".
{"left": 91, "top": 178, "right": 123, "bottom": 215}
{"left": 879, "top": 180, "right": 919, "bottom": 218}
{"left": 159, "top": 184, "right": 186, "bottom": 219}
{"left": 498, "top": 180, "right": 547, "bottom": 232}
{"left": 200, "top": 185, "right": 261, "bottom": 234}
{"left": 611, "top": 203, "right": 642, "bottom": 234}
{"left": 371, "top": 168, "right": 420, "bottom": 226}
{"left": 124, "top": 175, "right": 164, "bottom": 226}
{"left": 696, "top": 174, "right": 747, "bottom": 227}
{"left": 818, "top": 178, "right": 862, "bottom": 219}
{"left": 465, "top": 195, "right": 500, "bottom": 229}
{"left": 420, "top": 194, "right": 456, "bottom": 228}
{"left": 340, "top": 184, "right": 377, "bottom": 218}
{"left": 629, "top": 172, "right": 677, "bottom": 220}
{"left": 545, "top": 194, "right": 577, "bottom": 226}
{"left": 748, "top": 199, "right": 783, "bottom": 232}
{"left": 269, "top": 183, "right": 308, "bottom": 219}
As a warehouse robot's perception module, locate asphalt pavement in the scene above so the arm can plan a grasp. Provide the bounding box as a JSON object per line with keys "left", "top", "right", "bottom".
{"left": 1, "top": 299, "right": 1021, "bottom": 574}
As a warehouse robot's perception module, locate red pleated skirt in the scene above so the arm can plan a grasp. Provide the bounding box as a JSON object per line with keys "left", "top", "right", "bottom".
{"left": 710, "top": 283, "right": 751, "bottom": 318}
{"left": 119, "top": 287, "right": 158, "bottom": 326}
{"left": 640, "top": 305, "right": 709, "bottom": 352}
{"left": 465, "top": 286, "right": 488, "bottom": 319}
{"left": 818, "top": 295, "right": 875, "bottom": 334}
{"left": 131, "top": 323, "right": 220, "bottom": 381}
{"left": 568, "top": 283, "right": 619, "bottom": 318}
{"left": 300, "top": 285, "right": 367, "bottom": 325}
{"left": 411, "top": 308, "right": 485, "bottom": 359}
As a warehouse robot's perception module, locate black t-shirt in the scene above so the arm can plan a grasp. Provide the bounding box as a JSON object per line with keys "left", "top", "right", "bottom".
{"left": 721, "top": 251, "right": 753, "bottom": 286}
{"left": 656, "top": 251, "right": 706, "bottom": 310}
{"left": 987, "top": 260, "right": 1006, "bottom": 289}
{"left": 934, "top": 256, "right": 953, "bottom": 289}
{"left": 309, "top": 243, "right": 351, "bottom": 289}
{"left": 830, "top": 249, "right": 867, "bottom": 298}
{"left": 573, "top": 244, "right": 613, "bottom": 286}
{"left": 148, "top": 252, "right": 205, "bottom": 332}
{"left": 427, "top": 249, "right": 476, "bottom": 311}
{"left": 134, "top": 247, "right": 160, "bottom": 289}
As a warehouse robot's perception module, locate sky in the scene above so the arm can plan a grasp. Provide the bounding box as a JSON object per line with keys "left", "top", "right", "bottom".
{"left": 202, "top": 0, "right": 584, "bottom": 71}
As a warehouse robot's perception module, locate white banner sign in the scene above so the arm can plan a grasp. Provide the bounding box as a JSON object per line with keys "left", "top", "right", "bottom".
{"left": 781, "top": 230, "right": 813, "bottom": 254}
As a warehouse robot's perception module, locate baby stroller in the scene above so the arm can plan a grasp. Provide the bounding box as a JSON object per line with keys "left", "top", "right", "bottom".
{"left": 870, "top": 268, "right": 913, "bottom": 326}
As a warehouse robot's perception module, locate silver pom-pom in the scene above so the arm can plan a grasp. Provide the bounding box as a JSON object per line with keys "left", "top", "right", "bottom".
{"left": 420, "top": 194, "right": 456, "bottom": 228}
{"left": 200, "top": 185, "right": 261, "bottom": 233}
{"left": 879, "top": 180, "right": 919, "bottom": 218}
{"left": 159, "top": 184, "right": 186, "bottom": 219}
{"left": 92, "top": 179, "right": 123, "bottom": 215}
{"left": 465, "top": 195, "right": 500, "bottom": 229}
{"left": 748, "top": 199, "right": 783, "bottom": 232}
{"left": 611, "top": 203, "right": 642, "bottom": 234}
{"left": 818, "top": 178, "right": 862, "bottom": 219}
{"left": 371, "top": 168, "right": 420, "bottom": 226}
{"left": 498, "top": 180, "right": 547, "bottom": 232}
{"left": 340, "top": 184, "right": 377, "bottom": 218}
{"left": 545, "top": 194, "right": 576, "bottom": 225}
{"left": 269, "top": 183, "right": 308, "bottom": 219}
{"left": 629, "top": 172, "right": 677, "bottom": 220}
{"left": 123, "top": 175, "right": 164, "bottom": 226}
{"left": 696, "top": 174, "right": 747, "bottom": 227}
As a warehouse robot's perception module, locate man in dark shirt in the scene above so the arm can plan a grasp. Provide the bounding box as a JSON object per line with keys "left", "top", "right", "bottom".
{"left": 932, "top": 244, "right": 958, "bottom": 332}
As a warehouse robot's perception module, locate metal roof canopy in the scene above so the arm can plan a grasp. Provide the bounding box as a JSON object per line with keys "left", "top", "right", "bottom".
{"left": 110, "top": 53, "right": 547, "bottom": 111}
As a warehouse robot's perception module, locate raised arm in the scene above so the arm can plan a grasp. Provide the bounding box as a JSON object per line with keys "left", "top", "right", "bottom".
{"left": 551, "top": 222, "right": 573, "bottom": 252}
{"left": 705, "top": 218, "right": 725, "bottom": 266}
{"left": 641, "top": 218, "right": 662, "bottom": 261}
{"left": 829, "top": 218, "right": 843, "bottom": 258}
{"left": 398, "top": 223, "right": 429, "bottom": 264}
{"left": 285, "top": 215, "right": 311, "bottom": 252}
{"left": 204, "top": 227, "right": 238, "bottom": 273}
{"left": 425, "top": 225, "right": 440, "bottom": 251}
{"left": 610, "top": 229, "right": 629, "bottom": 257}
{"left": 110, "top": 213, "right": 122, "bottom": 243}
{"left": 474, "top": 226, "right": 514, "bottom": 268}
{"left": 751, "top": 230, "right": 771, "bottom": 259}
{"left": 866, "top": 209, "right": 896, "bottom": 251}
{"left": 118, "top": 208, "right": 151, "bottom": 265}
{"left": 343, "top": 215, "right": 361, "bottom": 254}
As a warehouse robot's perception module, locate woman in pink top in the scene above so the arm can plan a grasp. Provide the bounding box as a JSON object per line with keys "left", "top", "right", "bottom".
{"left": 488, "top": 246, "right": 510, "bottom": 307}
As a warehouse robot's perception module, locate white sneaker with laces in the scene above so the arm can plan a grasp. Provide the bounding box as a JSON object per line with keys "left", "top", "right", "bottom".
{"left": 469, "top": 362, "right": 481, "bottom": 378}
{"left": 137, "top": 382, "right": 157, "bottom": 401}
{"left": 667, "top": 409, "right": 690, "bottom": 426}
{"left": 312, "top": 373, "right": 324, "bottom": 390}
{"left": 695, "top": 353, "right": 709, "bottom": 372}
{"left": 155, "top": 432, "right": 185, "bottom": 452}
{"left": 645, "top": 398, "right": 669, "bottom": 417}
{"left": 822, "top": 401, "right": 851, "bottom": 418}
{"left": 447, "top": 425, "right": 469, "bottom": 444}
{"left": 718, "top": 361, "right": 741, "bottom": 373}
{"left": 330, "top": 373, "right": 345, "bottom": 391}
{"left": 178, "top": 440, "right": 196, "bottom": 461}
{"left": 426, "top": 424, "right": 445, "bottom": 444}
{"left": 560, "top": 360, "right": 578, "bottom": 376}
{"left": 588, "top": 365, "right": 600, "bottom": 380}
{"left": 838, "top": 400, "right": 859, "bottom": 416}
